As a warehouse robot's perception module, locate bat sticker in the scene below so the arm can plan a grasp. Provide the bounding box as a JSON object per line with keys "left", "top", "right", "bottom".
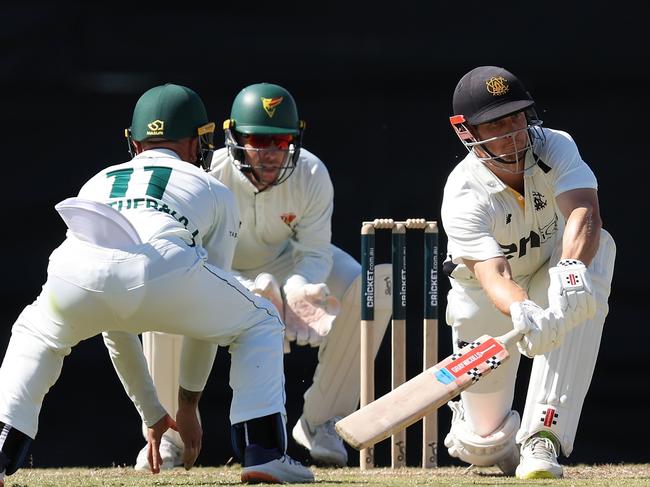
{"left": 434, "top": 338, "right": 505, "bottom": 385}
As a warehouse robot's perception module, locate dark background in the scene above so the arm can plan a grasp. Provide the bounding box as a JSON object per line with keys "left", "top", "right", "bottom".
{"left": 2, "top": 3, "right": 647, "bottom": 470}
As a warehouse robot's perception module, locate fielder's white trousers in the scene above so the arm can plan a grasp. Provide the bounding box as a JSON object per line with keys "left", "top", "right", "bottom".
{"left": 0, "top": 236, "right": 286, "bottom": 439}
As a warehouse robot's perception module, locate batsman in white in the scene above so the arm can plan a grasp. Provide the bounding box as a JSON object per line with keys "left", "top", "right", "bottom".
{"left": 0, "top": 83, "right": 314, "bottom": 485}
{"left": 441, "top": 66, "right": 616, "bottom": 479}
{"left": 134, "top": 82, "right": 393, "bottom": 468}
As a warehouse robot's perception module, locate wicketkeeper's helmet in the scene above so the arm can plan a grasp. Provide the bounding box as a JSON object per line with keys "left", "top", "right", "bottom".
{"left": 223, "top": 83, "right": 305, "bottom": 186}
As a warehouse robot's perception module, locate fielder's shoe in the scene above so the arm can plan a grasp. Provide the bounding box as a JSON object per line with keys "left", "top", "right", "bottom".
{"left": 516, "top": 433, "right": 563, "bottom": 479}
{"left": 134, "top": 436, "right": 183, "bottom": 471}
{"left": 292, "top": 415, "right": 348, "bottom": 467}
{"left": 241, "top": 445, "right": 314, "bottom": 484}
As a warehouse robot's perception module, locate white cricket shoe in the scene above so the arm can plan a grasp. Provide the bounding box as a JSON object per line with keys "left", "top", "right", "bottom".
{"left": 516, "top": 434, "right": 564, "bottom": 479}
{"left": 241, "top": 454, "right": 314, "bottom": 484}
{"left": 292, "top": 415, "right": 348, "bottom": 467}
{"left": 134, "top": 436, "right": 183, "bottom": 471}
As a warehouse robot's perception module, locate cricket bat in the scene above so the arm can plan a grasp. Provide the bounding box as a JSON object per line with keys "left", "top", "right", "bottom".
{"left": 335, "top": 329, "right": 522, "bottom": 450}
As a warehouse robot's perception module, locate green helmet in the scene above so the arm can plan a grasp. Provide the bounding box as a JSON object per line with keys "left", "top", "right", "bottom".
{"left": 223, "top": 83, "right": 305, "bottom": 188}
{"left": 126, "top": 83, "right": 216, "bottom": 169}
{"left": 225, "top": 83, "right": 302, "bottom": 135}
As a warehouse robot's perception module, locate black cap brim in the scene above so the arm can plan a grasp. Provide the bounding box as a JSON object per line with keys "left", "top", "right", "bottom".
{"left": 467, "top": 99, "right": 535, "bottom": 125}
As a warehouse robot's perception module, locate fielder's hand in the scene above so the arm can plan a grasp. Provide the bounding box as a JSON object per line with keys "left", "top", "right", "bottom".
{"left": 146, "top": 413, "right": 178, "bottom": 474}
{"left": 510, "top": 300, "right": 563, "bottom": 357}
{"left": 176, "top": 404, "right": 202, "bottom": 470}
{"left": 284, "top": 283, "right": 340, "bottom": 347}
{"left": 548, "top": 259, "right": 595, "bottom": 328}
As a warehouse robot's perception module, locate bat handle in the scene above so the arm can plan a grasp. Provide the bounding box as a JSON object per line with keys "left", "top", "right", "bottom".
{"left": 499, "top": 329, "right": 525, "bottom": 350}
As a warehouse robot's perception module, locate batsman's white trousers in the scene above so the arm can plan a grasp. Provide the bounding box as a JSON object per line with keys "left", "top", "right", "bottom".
{"left": 445, "top": 229, "right": 615, "bottom": 455}
{"left": 0, "top": 235, "right": 286, "bottom": 439}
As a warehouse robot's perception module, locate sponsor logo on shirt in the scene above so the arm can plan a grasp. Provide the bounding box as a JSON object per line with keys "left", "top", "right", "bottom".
{"left": 499, "top": 213, "right": 559, "bottom": 260}
{"left": 281, "top": 212, "right": 296, "bottom": 226}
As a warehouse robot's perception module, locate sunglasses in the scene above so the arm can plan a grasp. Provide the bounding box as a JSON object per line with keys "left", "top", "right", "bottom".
{"left": 240, "top": 133, "right": 294, "bottom": 150}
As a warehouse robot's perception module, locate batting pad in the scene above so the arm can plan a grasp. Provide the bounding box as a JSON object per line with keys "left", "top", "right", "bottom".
{"left": 518, "top": 229, "right": 616, "bottom": 455}
{"left": 302, "top": 264, "right": 393, "bottom": 425}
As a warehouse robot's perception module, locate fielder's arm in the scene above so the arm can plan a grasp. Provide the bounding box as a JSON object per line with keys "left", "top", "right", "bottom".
{"left": 102, "top": 331, "right": 166, "bottom": 426}
{"left": 176, "top": 387, "right": 203, "bottom": 470}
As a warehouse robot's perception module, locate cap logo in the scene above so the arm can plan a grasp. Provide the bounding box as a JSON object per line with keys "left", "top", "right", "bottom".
{"left": 261, "top": 96, "right": 284, "bottom": 118}
{"left": 486, "top": 76, "right": 509, "bottom": 96}
{"left": 146, "top": 120, "right": 165, "bottom": 136}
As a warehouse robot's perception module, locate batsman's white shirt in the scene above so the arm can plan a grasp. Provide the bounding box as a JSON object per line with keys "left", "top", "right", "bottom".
{"left": 0, "top": 149, "right": 286, "bottom": 438}
{"left": 442, "top": 128, "right": 597, "bottom": 287}
{"left": 210, "top": 147, "right": 334, "bottom": 290}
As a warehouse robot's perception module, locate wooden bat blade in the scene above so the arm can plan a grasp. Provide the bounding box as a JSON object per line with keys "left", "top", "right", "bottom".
{"left": 335, "top": 330, "right": 521, "bottom": 451}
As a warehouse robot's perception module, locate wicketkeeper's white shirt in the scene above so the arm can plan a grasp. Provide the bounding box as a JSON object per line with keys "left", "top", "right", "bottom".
{"left": 210, "top": 147, "right": 334, "bottom": 291}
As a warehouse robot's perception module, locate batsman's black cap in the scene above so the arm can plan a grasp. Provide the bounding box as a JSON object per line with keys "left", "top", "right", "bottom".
{"left": 452, "top": 66, "right": 535, "bottom": 125}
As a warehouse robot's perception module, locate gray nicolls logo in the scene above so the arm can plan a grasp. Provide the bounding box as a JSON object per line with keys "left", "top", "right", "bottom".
{"left": 533, "top": 191, "right": 547, "bottom": 211}
{"left": 506, "top": 213, "right": 512, "bottom": 224}
{"left": 384, "top": 275, "right": 392, "bottom": 296}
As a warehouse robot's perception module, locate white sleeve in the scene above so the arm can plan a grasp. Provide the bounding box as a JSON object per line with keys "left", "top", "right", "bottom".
{"left": 179, "top": 337, "right": 218, "bottom": 392}
{"left": 202, "top": 180, "right": 241, "bottom": 272}
{"left": 543, "top": 130, "right": 598, "bottom": 196}
{"left": 102, "top": 331, "right": 166, "bottom": 427}
{"left": 284, "top": 162, "right": 334, "bottom": 291}
{"left": 441, "top": 189, "right": 502, "bottom": 264}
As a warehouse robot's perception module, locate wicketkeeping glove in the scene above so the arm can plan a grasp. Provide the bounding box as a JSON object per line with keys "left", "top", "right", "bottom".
{"left": 250, "top": 273, "right": 291, "bottom": 353}
{"left": 548, "top": 259, "right": 595, "bottom": 329}
{"left": 284, "top": 283, "right": 341, "bottom": 347}
{"left": 250, "top": 273, "right": 284, "bottom": 318}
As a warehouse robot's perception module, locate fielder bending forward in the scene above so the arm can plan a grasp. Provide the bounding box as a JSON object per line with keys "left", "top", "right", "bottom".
{"left": 135, "top": 82, "right": 394, "bottom": 468}
{"left": 441, "top": 66, "right": 616, "bottom": 479}
{"left": 0, "top": 84, "right": 313, "bottom": 485}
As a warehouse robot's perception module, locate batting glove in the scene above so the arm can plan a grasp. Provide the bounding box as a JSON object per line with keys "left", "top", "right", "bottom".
{"left": 548, "top": 259, "right": 595, "bottom": 329}
{"left": 511, "top": 300, "right": 563, "bottom": 357}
